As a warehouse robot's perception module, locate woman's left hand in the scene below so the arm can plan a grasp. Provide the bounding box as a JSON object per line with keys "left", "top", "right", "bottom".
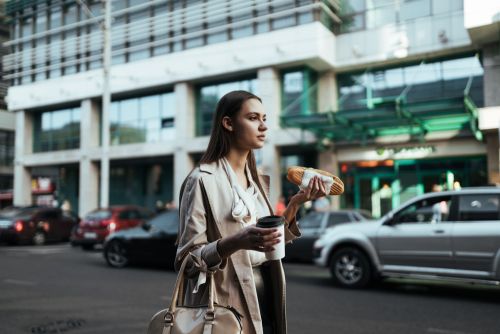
{"left": 289, "top": 176, "right": 328, "bottom": 206}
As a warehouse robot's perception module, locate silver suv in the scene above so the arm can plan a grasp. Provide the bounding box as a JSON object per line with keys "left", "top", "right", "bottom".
{"left": 313, "top": 188, "right": 500, "bottom": 288}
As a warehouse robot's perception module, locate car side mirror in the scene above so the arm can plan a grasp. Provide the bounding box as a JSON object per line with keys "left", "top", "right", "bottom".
{"left": 142, "top": 223, "right": 152, "bottom": 231}
{"left": 383, "top": 212, "right": 396, "bottom": 226}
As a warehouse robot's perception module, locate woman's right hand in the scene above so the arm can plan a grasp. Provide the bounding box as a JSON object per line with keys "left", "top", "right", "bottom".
{"left": 217, "top": 225, "right": 282, "bottom": 258}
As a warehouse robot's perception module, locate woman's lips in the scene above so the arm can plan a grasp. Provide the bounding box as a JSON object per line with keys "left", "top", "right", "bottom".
{"left": 257, "top": 135, "right": 266, "bottom": 141}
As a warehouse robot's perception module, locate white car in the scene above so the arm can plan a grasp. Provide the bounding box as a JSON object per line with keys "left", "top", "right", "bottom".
{"left": 313, "top": 188, "right": 500, "bottom": 288}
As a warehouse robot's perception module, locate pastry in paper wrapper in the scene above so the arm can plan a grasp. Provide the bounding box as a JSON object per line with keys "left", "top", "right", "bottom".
{"left": 287, "top": 166, "right": 344, "bottom": 195}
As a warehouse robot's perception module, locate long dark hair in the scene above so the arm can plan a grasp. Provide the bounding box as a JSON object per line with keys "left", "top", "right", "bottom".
{"left": 199, "top": 90, "right": 267, "bottom": 197}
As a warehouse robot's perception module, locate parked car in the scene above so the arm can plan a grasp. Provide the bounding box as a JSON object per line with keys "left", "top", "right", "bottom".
{"left": 0, "top": 206, "right": 77, "bottom": 245}
{"left": 285, "top": 210, "right": 372, "bottom": 262}
{"left": 71, "top": 205, "right": 153, "bottom": 250}
{"left": 103, "top": 210, "right": 179, "bottom": 268}
{"left": 313, "top": 188, "right": 500, "bottom": 288}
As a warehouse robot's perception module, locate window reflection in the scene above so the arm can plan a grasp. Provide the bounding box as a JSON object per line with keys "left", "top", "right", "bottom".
{"left": 8, "top": 1, "right": 329, "bottom": 84}
{"left": 339, "top": 0, "right": 463, "bottom": 33}
{"left": 0, "top": 131, "right": 15, "bottom": 167}
{"left": 197, "top": 78, "right": 257, "bottom": 136}
{"left": 338, "top": 55, "right": 484, "bottom": 110}
{"left": 110, "top": 92, "right": 175, "bottom": 145}
{"left": 282, "top": 68, "right": 318, "bottom": 115}
{"left": 34, "top": 107, "right": 81, "bottom": 152}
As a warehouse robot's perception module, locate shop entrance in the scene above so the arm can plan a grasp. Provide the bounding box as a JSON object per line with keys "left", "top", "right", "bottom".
{"left": 342, "top": 156, "right": 487, "bottom": 218}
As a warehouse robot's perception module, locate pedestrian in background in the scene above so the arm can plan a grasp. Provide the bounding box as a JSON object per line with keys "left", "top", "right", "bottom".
{"left": 175, "top": 90, "right": 327, "bottom": 334}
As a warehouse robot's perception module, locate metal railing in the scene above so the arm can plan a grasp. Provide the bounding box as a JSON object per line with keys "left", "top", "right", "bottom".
{"left": 4, "top": 0, "right": 340, "bottom": 82}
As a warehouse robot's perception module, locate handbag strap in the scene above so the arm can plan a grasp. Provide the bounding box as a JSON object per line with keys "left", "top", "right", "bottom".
{"left": 166, "top": 253, "right": 216, "bottom": 315}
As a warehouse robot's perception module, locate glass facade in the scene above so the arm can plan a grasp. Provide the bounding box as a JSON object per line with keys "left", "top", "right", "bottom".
{"left": 33, "top": 107, "right": 81, "bottom": 152}
{"left": 196, "top": 78, "right": 257, "bottom": 136}
{"left": 338, "top": 55, "right": 484, "bottom": 110}
{"left": 339, "top": 0, "right": 464, "bottom": 33}
{"left": 109, "top": 159, "right": 173, "bottom": 210}
{"left": 110, "top": 92, "right": 175, "bottom": 145}
{"left": 282, "top": 68, "right": 318, "bottom": 116}
{"left": 0, "top": 130, "right": 14, "bottom": 167}
{"left": 5, "top": 1, "right": 338, "bottom": 85}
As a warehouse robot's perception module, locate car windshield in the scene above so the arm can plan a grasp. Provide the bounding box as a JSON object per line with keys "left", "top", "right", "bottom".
{"left": 299, "top": 212, "right": 324, "bottom": 229}
{"left": 148, "top": 211, "right": 179, "bottom": 234}
{"left": 85, "top": 210, "right": 112, "bottom": 220}
{"left": 0, "top": 207, "right": 38, "bottom": 218}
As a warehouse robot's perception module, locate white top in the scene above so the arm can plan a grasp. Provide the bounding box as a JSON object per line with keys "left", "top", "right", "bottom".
{"left": 221, "top": 158, "right": 270, "bottom": 267}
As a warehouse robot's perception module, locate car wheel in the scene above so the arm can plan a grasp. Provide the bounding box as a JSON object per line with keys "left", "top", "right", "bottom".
{"left": 105, "top": 240, "right": 129, "bottom": 268}
{"left": 32, "top": 231, "right": 46, "bottom": 246}
{"left": 330, "top": 247, "right": 372, "bottom": 288}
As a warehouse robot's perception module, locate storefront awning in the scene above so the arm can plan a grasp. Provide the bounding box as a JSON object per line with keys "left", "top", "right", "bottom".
{"left": 281, "top": 92, "right": 482, "bottom": 145}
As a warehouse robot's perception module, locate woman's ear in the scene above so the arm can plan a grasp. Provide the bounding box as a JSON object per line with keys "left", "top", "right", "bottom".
{"left": 222, "top": 116, "right": 233, "bottom": 132}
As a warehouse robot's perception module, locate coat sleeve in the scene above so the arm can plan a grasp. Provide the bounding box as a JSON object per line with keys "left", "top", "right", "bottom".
{"left": 284, "top": 215, "right": 301, "bottom": 243}
{"left": 175, "top": 172, "right": 227, "bottom": 278}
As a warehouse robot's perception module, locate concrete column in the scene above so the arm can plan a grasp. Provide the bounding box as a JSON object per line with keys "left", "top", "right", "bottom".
{"left": 80, "top": 99, "right": 100, "bottom": 150}
{"left": 79, "top": 160, "right": 99, "bottom": 216}
{"left": 79, "top": 99, "right": 100, "bottom": 216}
{"left": 485, "top": 133, "right": 500, "bottom": 184}
{"left": 13, "top": 111, "right": 33, "bottom": 206}
{"left": 483, "top": 43, "right": 500, "bottom": 108}
{"left": 173, "top": 82, "right": 196, "bottom": 205}
{"left": 318, "top": 70, "right": 338, "bottom": 112}
{"left": 318, "top": 148, "right": 340, "bottom": 209}
{"left": 258, "top": 67, "right": 281, "bottom": 209}
{"left": 483, "top": 43, "right": 500, "bottom": 184}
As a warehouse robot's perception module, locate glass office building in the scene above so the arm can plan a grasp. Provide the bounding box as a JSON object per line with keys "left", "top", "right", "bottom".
{"left": 7, "top": 0, "right": 500, "bottom": 218}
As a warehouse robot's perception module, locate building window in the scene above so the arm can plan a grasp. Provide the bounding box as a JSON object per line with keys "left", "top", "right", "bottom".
{"left": 337, "top": 55, "right": 484, "bottom": 110}
{"left": 110, "top": 92, "right": 175, "bottom": 145}
{"left": 33, "top": 107, "right": 81, "bottom": 152}
{"left": 339, "top": 0, "right": 463, "bottom": 33}
{"left": 196, "top": 78, "right": 258, "bottom": 136}
{"left": 282, "top": 68, "right": 318, "bottom": 116}
{"left": 6, "top": 1, "right": 340, "bottom": 85}
{"left": 0, "top": 130, "right": 15, "bottom": 167}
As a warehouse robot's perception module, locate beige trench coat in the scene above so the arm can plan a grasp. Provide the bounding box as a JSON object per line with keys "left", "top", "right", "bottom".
{"left": 175, "top": 161, "right": 301, "bottom": 334}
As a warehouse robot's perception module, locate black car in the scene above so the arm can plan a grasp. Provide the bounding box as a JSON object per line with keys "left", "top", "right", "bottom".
{"left": 0, "top": 206, "right": 77, "bottom": 245}
{"left": 285, "top": 210, "right": 372, "bottom": 262}
{"left": 103, "top": 210, "right": 179, "bottom": 268}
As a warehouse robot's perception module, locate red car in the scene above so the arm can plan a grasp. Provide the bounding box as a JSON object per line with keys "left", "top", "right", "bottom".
{"left": 0, "top": 206, "right": 77, "bottom": 245}
{"left": 71, "top": 205, "right": 153, "bottom": 250}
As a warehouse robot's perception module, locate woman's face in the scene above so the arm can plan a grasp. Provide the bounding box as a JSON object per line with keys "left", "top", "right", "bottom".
{"left": 228, "top": 98, "right": 268, "bottom": 150}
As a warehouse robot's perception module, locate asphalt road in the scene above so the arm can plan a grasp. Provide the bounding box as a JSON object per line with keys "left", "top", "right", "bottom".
{"left": 0, "top": 244, "right": 499, "bottom": 334}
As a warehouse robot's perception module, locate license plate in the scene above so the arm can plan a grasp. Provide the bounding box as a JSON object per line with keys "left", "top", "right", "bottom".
{"left": 84, "top": 232, "right": 97, "bottom": 239}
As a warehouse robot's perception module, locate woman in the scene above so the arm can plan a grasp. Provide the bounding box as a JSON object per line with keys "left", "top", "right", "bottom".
{"left": 175, "top": 90, "right": 327, "bottom": 334}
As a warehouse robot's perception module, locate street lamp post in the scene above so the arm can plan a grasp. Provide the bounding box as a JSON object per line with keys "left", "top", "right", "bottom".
{"left": 100, "top": 0, "right": 111, "bottom": 208}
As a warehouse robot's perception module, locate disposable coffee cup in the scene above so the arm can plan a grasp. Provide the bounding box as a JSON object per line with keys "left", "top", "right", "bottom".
{"left": 256, "top": 215, "right": 285, "bottom": 261}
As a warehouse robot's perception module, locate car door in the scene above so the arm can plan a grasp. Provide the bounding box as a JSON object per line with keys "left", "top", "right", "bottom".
{"left": 131, "top": 211, "right": 178, "bottom": 264}
{"left": 286, "top": 211, "right": 326, "bottom": 261}
{"left": 376, "top": 195, "right": 455, "bottom": 270}
{"left": 451, "top": 193, "right": 500, "bottom": 274}
{"left": 117, "top": 209, "right": 138, "bottom": 230}
{"left": 148, "top": 211, "right": 179, "bottom": 265}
